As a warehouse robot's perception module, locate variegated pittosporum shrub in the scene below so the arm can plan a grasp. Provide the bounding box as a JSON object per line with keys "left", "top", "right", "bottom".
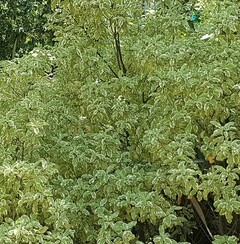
{"left": 0, "top": 0, "right": 239, "bottom": 243}
{"left": 0, "top": 52, "right": 75, "bottom": 243}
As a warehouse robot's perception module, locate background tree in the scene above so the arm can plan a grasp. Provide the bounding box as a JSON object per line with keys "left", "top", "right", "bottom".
{"left": 0, "top": 0, "right": 54, "bottom": 60}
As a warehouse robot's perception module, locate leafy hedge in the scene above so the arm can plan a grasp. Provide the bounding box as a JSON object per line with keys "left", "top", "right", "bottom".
{"left": 0, "top": 0, "right": 239, "bottom": 243}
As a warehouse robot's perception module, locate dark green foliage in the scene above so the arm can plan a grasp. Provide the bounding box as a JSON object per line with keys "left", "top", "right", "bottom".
{"left": 0, "top": 0, "right": 54, "bottom": 60}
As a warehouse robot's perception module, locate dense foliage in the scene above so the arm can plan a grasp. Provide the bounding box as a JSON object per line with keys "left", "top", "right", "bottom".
{"left": 0, "top": 0, "right": 240, "bottom": 243}
{"left": 0, "top": 0, "right": 53, "bottom": 60}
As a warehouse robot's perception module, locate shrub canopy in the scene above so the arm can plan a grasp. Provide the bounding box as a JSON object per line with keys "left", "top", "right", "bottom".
{"left": 0, "top": 0, "right": 240, "bottom": 243}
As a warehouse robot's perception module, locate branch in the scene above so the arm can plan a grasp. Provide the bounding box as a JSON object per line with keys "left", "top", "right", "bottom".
{"left": 144, "top": 85, "right": 160, "bottom": 103}
{"left": 190, "top": 196, "right": 213, "bottom": 240}
{"left": 96, "top": 51, "right": 119, "bottom": 78}
{"left": 113, "top": 26, "right": 127, "bottom": 75}
{"left": 77, "top": 24, "right": 119, "bottom": 78}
